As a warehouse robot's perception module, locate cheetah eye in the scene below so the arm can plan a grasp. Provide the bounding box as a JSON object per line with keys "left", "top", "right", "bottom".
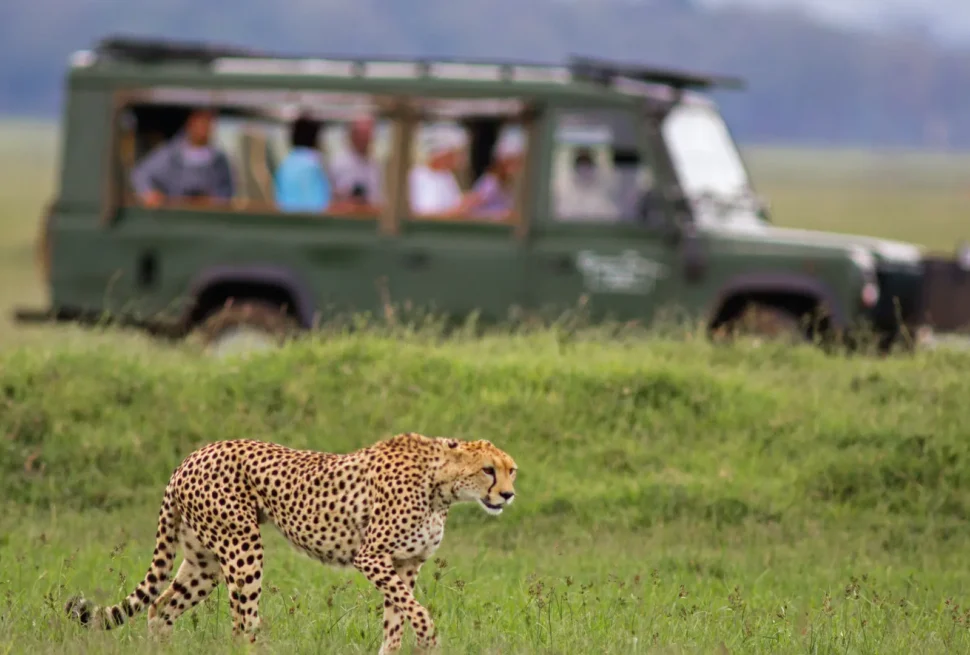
{"left": 482, "top": 467, "right": 495, "bottom": 476}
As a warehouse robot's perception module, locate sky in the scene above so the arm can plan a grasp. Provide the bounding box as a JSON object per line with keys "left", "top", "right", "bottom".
{"left": 701, "top": 0, "right": 970, "bottom": 44}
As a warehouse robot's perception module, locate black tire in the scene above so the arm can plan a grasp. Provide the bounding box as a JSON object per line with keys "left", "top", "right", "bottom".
{"left": 194, "top": 299, "right": 299, "bottom": 357}
{"left": 714, "top": 303, "right": 807, "bottom": 345}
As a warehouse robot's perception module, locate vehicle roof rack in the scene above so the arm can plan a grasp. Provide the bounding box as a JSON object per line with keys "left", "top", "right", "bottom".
{"left": 93, "top": 34, "right": 558, "bottom": 68}
{"left": 90, "top": 35, "right": 745, "bottom": 94}
{"left": 96, "top": 35, "right": 269, "bottom": 64}
{"left": 568, "top": 55, "right": 745, "bottom": 91}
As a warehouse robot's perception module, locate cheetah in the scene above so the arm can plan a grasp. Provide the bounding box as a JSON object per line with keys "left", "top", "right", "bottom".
{"left": 64, "top": 432, "right": 518, "bottom": 654}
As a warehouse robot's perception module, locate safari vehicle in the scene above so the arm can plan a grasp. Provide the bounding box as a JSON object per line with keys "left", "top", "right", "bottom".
{"left": 14, "top": 35, "right": 967, "bottom": 353}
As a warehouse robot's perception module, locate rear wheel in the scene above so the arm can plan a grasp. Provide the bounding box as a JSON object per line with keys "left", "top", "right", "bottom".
{"left": 194, "top": 299, "right": 299, "bottom": 359}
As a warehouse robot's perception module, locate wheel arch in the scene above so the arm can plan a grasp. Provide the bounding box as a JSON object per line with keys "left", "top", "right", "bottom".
{"left": 183, "top": 265, "right": 317, "bottom": 331}
{"left": 707, "top": 272, "right": 847, "bottom": 333}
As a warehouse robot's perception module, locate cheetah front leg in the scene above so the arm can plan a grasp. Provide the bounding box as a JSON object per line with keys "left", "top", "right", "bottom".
{"left": 380, "top": 558, "right": 426, "bottom": 655}
{"left": 354, "top": 551, "right": 438, "bottom": 654}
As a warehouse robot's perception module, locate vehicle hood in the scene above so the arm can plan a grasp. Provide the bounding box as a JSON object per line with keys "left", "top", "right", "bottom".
{"left": 705, "top": 221, "right": 923, "bottom": 266}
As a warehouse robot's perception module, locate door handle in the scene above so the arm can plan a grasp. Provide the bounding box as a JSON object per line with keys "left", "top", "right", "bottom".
{"left": 404, "top": 252, "right": 430, "bottom": 269}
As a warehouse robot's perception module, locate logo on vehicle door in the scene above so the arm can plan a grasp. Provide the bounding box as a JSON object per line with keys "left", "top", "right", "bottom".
{"left": 575, "top": 250, "right": 668, "bottom": 294}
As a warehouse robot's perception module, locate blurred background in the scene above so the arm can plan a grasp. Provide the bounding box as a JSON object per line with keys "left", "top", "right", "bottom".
{"left": 4, "top": 0, "right": 970, "bottom": 146}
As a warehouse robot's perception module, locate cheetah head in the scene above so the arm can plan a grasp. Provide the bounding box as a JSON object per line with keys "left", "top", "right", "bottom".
{"left": 438, "top": 438, "right": 517, "bottom": 516}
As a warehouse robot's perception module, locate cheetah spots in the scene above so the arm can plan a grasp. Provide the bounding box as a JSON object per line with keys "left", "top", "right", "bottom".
{"left": 65, "top": 435, "right": 517, "bottom": 653}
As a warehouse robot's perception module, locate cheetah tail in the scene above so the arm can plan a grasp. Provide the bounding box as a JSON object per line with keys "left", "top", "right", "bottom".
{"left": 65, "top": 485, "right": 182, "bottom": 631}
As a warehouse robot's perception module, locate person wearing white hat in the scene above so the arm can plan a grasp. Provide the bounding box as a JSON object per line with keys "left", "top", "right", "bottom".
{"left": 463, "top": 127, "right": 525, "bottom": 219}
{"left": 408, "top": 123, "right": 469, "bottom": 216}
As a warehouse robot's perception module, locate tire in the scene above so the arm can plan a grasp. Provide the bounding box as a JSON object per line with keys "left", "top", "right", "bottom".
{"left": 715, "top": 303, "right": 807, "bottom": 345}
{"left": 194, "top": 299, "right": 299, "bottom": 359}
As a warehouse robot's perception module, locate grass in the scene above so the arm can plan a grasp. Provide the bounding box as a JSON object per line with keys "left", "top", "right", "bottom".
{"left": 3, "top": 119, "right": 970, "bottom": 653}
{"left": 4, "top": 333, "right": 970, "bottom": 654}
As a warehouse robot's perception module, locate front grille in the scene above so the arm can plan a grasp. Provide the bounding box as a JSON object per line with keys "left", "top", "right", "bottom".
{"left": 869, "top": 267, "right": 923, "bottom": 332}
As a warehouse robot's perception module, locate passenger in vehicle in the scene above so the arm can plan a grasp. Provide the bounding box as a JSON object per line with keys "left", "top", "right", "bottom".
{"left": 274, "top": 114, "right": 331, "bottom": 213}
{"left": 329, "top": 116, "right": 383, "bottom": 207}
{"left": 409, "top": 125, "right": 471, "bottom": 216}
{"left": 130, "top": 106, "right": 235, "bottom": 207}
{"left": 463, "top": 129, "right": 525, "bottom": 219}
{"left": 554, "top": 148, "right": 618, "bottom": 221}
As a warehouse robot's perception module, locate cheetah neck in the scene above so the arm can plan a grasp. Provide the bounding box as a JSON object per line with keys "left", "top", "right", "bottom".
{"left": 428, "top": 453, "right": 464, "bottom": 512}
{"left": 430, "top": 483, "right": 453, "bottom": 513}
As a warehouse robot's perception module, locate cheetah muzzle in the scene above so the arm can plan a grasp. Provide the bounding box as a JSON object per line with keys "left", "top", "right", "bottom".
{"left": 62, "top": 432, "right": 518, "bottom": 655}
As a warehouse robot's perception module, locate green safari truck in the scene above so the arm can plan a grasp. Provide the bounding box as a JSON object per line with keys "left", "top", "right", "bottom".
{"left": 14, "top": 35, "right": 970, "bottom": 353}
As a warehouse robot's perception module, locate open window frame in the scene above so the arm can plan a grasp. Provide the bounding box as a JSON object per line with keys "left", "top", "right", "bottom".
{"left": 100, "top": 84, "right": 548, "bottom": 244}
{"left": 105, "top": 86, "right": 403, "bottom": 227}
{"left": 386, "top": 96, "right": 541, "bottom": 238}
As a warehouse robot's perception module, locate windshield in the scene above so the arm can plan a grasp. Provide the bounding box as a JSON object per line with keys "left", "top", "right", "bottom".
{"left": 661, "top": 102, "right": 766, "bottom": 228}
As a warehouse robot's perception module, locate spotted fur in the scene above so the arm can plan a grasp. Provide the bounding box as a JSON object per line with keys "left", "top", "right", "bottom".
{"left": 64, "top": 433, "right": 517, "bottom": 654}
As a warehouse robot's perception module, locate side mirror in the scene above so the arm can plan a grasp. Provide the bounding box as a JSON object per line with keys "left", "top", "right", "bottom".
{"left": 756, "top": 195, "right": 773, "bottom": 222}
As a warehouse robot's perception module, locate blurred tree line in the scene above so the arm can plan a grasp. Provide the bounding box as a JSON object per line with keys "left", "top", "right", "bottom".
{"left": 2, "top": 0, "right": 968, "bottom": 148}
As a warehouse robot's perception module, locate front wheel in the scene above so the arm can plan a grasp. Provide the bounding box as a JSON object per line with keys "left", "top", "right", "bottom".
{"left": 713, "top": 303, "right": 808, "bottom": 346}
{"left": 194, "top": 300, "right": 299, "bottom": 359}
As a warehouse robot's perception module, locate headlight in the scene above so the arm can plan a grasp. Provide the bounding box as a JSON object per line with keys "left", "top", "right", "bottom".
{"left": 849, "top": 246, "right": 879, "bottom": 308}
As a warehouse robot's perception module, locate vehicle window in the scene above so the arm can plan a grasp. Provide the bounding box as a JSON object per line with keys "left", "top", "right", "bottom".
{"left": 116, "top": 88, "right": 391, "bottom": 219}
{"left": 550, "top": 109, "right": 654, "bottom": 225}
{"left": 407, "top": 97, "right": 529, "bottom": 224}
{"left": 661, "top": 102, "right": 764, "bottom": 228}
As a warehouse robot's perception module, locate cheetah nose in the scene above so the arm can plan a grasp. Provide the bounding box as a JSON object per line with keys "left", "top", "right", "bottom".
{"left": 500, "top": 491, "right": 515, "bottom": 501}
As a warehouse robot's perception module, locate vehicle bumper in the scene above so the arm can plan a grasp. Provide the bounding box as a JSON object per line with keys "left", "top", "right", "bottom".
{"left": 916, "top": 256, "right": 970, "bottom": 334}
{"left": 861, "top": 254, "right": 970, "bottom": 349}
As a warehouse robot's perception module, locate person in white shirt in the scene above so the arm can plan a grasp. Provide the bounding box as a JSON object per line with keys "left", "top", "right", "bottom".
{"left": 329, "top": 116, "right": 383, "bottom": 208}
{"left": 409, "top": 124, "right": 473, "bottom": 217}
{"left": 554, "top": 147, "right": 619, "bottom": 221}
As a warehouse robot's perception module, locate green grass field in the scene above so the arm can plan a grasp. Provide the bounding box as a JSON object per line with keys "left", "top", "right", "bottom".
{"left": 3, "top": 120, "right": 970, "bottom": 654}
{"left": 4, "top": 335, "right": 970, "bottom": 654}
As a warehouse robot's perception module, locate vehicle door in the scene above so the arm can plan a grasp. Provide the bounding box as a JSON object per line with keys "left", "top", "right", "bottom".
{"left": 386, "top": 108, "right": 530, "bottom": 324}
{"left": 526, "top": 106, "right": 683, "bottom": 326}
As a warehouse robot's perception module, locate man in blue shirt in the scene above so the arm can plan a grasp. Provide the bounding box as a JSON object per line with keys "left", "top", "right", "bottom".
{"left": 275, "top": 115, "right": 331, "bottom": 213}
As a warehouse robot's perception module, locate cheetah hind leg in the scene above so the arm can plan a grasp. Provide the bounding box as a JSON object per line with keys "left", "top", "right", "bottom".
{"left": 147, "top": 525, "right": 221, "bottom": 639}
{"left": 202, "top": 520, "right": 265, "bottom": 643}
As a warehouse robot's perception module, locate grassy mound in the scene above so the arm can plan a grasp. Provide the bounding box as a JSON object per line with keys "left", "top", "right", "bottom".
{"left": 3, "top": 331, "right": 970, "bottom": 653}
{"left": 3, "top": 332, "right": 968, "bottom": 530}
